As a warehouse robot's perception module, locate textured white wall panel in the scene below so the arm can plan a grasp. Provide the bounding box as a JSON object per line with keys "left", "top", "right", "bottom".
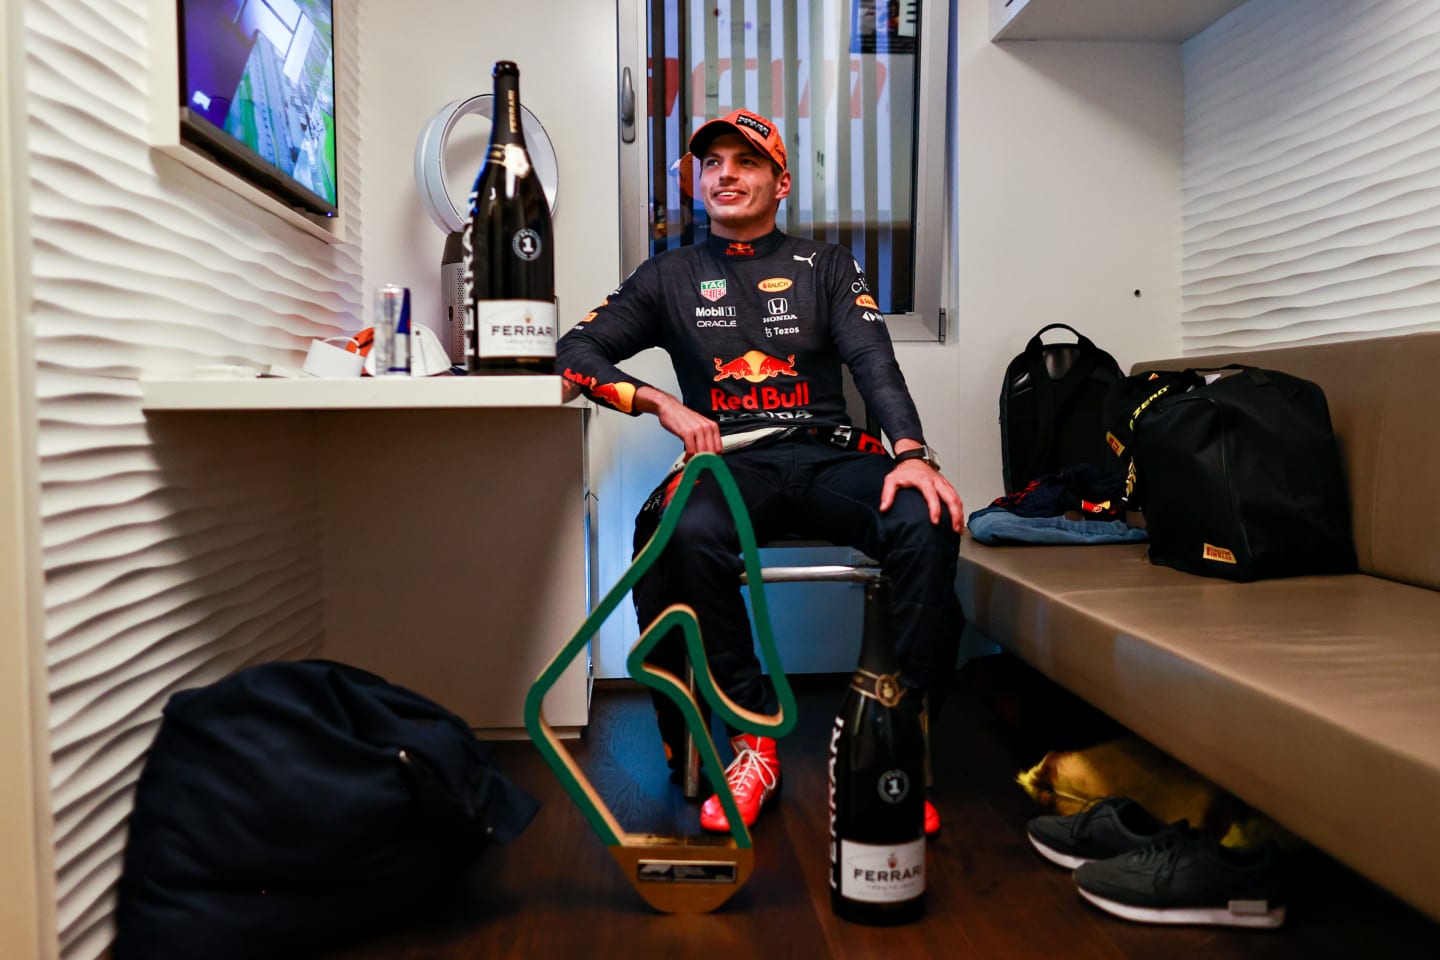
{"left": 1182, "top": 0, "right": 1440, "bottom": 353}
{"left": 955, "top": 17, "right": 1183, "bottom": 508}
{"left": 22, "top": 1, "right": 364, "bottom": 956}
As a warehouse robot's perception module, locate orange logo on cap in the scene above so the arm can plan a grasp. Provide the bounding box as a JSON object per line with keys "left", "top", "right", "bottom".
{"left": 758, "top": 278, "right": 793, "bottom": 292}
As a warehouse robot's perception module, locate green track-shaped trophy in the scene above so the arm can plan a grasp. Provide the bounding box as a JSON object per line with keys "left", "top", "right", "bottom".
{"left": 524, "top": 453, "right": 797, "bottom": 913}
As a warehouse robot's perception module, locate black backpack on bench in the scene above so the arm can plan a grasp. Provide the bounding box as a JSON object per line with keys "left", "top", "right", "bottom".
{"left": 1000, "top": 324, "right": 1124, "bottom": 493}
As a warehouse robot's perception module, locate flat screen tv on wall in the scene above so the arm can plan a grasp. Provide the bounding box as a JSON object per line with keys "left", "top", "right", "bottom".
{"left": 177, "top": 0, "right": 339, "bottom": 218}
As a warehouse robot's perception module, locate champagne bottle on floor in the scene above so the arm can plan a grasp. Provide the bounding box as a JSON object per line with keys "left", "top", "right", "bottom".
{"left": 465, "top": 60, "right": 556, "bottom": 374}
{"left": 829, "top": 575, "right": 926, "bottom": 925}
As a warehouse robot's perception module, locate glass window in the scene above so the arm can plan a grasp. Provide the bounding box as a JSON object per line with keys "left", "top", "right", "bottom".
{"left": 619, "top": 0, "right": 948, "bottom": 341}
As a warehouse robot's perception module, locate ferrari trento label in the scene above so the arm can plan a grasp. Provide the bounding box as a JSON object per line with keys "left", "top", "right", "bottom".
{"left": 839, "top": 838, "right": 924, "bottom": 903}
{"left": 1203, "top": 543, "right": 1237, "bottom": 564}
{"left": 476, "top": 299, "right": 556, "bottom": 358}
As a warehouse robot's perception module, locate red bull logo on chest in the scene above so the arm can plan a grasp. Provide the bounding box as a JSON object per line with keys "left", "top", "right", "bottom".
{"left": 713, "top": 350, "right": 797, "bottom": 381}
{"left": 710, "top": 351, "right": 807, "bottom": 412}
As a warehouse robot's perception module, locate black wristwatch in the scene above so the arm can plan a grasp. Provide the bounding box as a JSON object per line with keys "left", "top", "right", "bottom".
{"left": 894, "top": 444, "right": 941, "bottom": 472}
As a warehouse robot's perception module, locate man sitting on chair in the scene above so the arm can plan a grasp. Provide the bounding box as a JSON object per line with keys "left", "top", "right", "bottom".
{"left": 557, "top": 109, "right": 964, "bottom": 835}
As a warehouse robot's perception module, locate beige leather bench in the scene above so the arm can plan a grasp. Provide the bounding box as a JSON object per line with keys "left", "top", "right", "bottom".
{"left": 956, "top": 331, "right": 1440, "bottom": 921}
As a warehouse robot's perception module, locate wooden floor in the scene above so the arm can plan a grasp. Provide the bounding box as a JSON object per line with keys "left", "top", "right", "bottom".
{"left": 333, "top": 669, "right": 1440, "bottom": 959}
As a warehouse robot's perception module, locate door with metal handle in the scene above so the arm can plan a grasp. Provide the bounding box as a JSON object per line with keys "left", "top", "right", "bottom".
{"left": 619, "top": 66, "right": 635, "bottom": 143}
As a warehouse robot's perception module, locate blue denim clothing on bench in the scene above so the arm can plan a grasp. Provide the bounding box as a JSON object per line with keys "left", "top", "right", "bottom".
{"left": 968, "top": 505, "right": 1147, "bottom": 546}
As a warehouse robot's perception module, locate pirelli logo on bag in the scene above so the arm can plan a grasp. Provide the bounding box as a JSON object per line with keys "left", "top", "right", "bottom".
{"left": 1202, "top": 543, "right": 1238, "bottom": 565}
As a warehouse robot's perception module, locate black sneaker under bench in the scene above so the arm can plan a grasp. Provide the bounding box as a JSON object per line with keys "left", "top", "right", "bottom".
{"left": 1027, "top": 796, "right": 1175, "bottom": 870}
{"left": 1074, "top": 829, "right": 1285, "bottom": 929}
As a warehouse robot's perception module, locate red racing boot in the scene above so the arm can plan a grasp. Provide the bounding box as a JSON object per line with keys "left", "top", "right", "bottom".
{"left": 699, "top": 733, "right": 781, "bottom": 832}
{"left": 925, "top": 799, "right": 941, "bottom": 837}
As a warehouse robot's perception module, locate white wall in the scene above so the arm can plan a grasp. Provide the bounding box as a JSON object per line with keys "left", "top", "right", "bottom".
{"left": 20, "top": 2, "right": 364, "bottom": 956}
{"left": 946, "top": 1, "right": 1183, "bottom": 512}
{"left": 1183, "top": 0, "right": 1440, "bottom": 352}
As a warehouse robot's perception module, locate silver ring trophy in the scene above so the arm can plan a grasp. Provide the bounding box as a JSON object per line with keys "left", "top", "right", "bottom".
{"left": 413, "top": 95, "right": 560, "bottom": 365}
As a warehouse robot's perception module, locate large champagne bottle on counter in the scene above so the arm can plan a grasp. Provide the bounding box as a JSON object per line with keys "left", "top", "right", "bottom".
{"left": 465, "top": 60, "right": 555, "bottom": 374}
{"left": 829, "top": 575, "right": 926, "bottom": 925}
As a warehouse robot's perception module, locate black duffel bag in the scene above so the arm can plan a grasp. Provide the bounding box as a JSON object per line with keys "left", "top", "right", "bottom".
{"left": 1109, "top": 365, "right": 1356, "bottom": 581}
{"left": 113, "top": 660, "right": 540, "bottom": 960}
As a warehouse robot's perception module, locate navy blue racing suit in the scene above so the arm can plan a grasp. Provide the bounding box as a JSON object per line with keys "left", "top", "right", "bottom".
{"left": 557, "top": 229, "right": 963, "bottom": 757}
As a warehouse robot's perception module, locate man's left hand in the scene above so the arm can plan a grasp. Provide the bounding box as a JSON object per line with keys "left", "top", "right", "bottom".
{"left": 880, "top": 459, "right": 964, "bottom": 533}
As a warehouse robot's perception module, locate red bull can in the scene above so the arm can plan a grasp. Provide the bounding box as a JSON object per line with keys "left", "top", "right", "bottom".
{"left": 375, "top": 284, "right": 411, "bottom": 376}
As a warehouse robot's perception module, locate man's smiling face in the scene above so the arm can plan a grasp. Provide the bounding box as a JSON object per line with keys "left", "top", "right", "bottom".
{"left": 699, "top": 133, "right": 792, "bottom": 241}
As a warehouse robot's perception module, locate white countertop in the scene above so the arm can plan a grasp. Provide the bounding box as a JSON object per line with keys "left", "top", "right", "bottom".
{"left": 140, "top": 375, "right": 580, "bottom": 411}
